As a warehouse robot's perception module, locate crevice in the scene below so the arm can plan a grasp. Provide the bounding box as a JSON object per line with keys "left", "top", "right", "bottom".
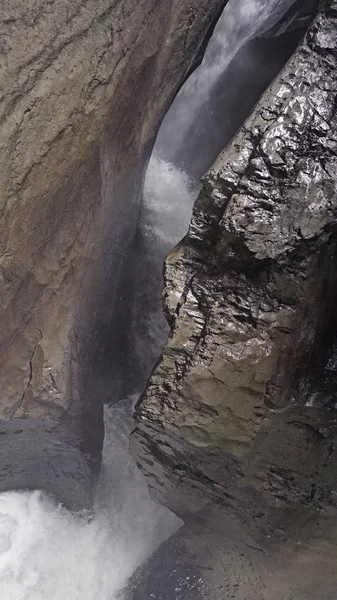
{"left": 9, "top": 328, "right": 43, "bottom": 419}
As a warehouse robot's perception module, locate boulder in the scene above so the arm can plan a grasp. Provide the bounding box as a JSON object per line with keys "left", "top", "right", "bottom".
{"left": 132, "top": 2, "right": 337, "bottom": 539}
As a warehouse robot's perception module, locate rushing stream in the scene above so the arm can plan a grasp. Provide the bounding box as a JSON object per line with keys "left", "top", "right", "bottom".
{"left": 155, "top": 0, "right": 313, "bottom": 176}
{"left": 0, "top": 0, "right": 314, "bottom": 597}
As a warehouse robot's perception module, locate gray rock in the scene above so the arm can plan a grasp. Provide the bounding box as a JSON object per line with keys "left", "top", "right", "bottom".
{"left": 123, "top": 513, "right": 337, "bottom": 600}
{"left": 123, "top": 510, "right": 276, "bottom": 600}
{"left": 0, "top": 0, "right": 226, "bottom": 508}
{"left": 0, "top": 418, "right": 93, "bottom": 511}
{"left": 132, "top": 1, "right": 337, "bottom": 540}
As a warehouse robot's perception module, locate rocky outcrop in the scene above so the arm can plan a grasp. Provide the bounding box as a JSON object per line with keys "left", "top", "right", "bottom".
{"left": 132, "top": 0, "right": 337, "bottom": 538}
{"left": 0, "top": 0, "right": 227, "bottom": 509}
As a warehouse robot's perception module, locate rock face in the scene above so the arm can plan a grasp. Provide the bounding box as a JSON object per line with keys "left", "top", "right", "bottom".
{"left": 125, "top": 506, "right": 337, "bottom": 600}
{"left": 132, "top": 1, "right": 337, "bottom": 537}
{"left": 0, "top": 0, "right": 226, "bottom": 509}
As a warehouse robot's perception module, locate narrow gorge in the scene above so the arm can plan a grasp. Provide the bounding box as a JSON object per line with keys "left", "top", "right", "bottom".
{"left": 0, "top": 0, "right": 336, "bottom": 599}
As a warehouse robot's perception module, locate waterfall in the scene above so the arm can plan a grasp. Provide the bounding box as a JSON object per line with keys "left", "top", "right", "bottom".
{"left": 156, "top": 0, "right": 298, "bottom": 173}
{"left": 0, "top": 0, "right": 310, "bottom": 597}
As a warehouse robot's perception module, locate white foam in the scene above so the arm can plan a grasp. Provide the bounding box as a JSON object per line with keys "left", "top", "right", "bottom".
{"left": 142, "top": 154, "right": 199, "bottom": 248}
{"left": 0, "top": 401, "right": 181, "bottom": 600}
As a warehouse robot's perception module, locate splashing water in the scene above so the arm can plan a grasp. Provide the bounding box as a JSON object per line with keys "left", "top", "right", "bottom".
{"left": 0, "top": 165, "right": 193, "bottom": 596}
{"left": 0, "top": 401, "right": 181, "bottom": 600}
{"left": 124, "top": 155, "right": 199, "bottom": 399}
{"left": 142, "top": 154, "right": 199, "bottom": 248}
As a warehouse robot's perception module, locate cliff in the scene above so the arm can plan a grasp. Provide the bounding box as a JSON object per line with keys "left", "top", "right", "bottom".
{"left": 132, "top": 0, "right": 337, "bottom": 540}
{"left": 0, "top": 0, "right": 226, "bottom": 509}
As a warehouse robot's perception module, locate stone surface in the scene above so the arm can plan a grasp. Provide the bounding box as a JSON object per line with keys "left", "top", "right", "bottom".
{"left": 125, "top": 512, "right": 275, "bottom": 600}
{"left": 0, "top": 0, "right": 227, "bottom": 508}
{"left": 124, "top": 510, "right": 337, "bottom": 600}
{"left": 132, "top": 1, "right": 337, "bottom": 538}
{"left": 0, "top": 418, "right": 92, "bottom": 511}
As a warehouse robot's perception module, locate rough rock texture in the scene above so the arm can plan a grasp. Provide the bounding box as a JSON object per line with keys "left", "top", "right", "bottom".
{"left": 124, "top": 507, "right": 337, "bottom": 600}
{"left": 125, "top": 512, "right": 277, "bottom": 600}
{"left": 0, "top": 0, "right": 227, "bottom": 508}
{"left": 132, "top": 0, "right": 337, "bottom": 538}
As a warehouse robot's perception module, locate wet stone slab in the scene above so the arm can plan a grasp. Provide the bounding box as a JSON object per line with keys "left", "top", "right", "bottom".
{"left": 0, "top": 418, "right": 94, "bottom": 511}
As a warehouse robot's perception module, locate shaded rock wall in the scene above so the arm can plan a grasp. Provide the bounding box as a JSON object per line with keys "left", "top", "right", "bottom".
{"left": 0, "top": 0, "right": 226, "bottom": 508}
{"left": 132, "top": 0, "right": 337, "bottom": 536}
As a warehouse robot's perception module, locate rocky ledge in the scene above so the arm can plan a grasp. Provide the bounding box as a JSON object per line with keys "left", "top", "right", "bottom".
{"left": 131, "top": 0, "right": 337, "bottom": 539}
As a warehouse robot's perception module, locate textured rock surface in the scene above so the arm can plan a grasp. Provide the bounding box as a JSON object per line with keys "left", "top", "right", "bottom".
{"left": 132, "top": 1, "right": 337, "bottom": 536}
{"left": 0, "top": 0, "right": 226, "bottom": 508}
{"left": 124, "top": 508, "right": 337, "bottom": 600}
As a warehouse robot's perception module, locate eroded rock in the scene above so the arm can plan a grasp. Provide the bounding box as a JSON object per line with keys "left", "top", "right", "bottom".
{"left": 0, "top": 0, "right": 226, "bottom": 508}
{"left": 132, "top": 1, "right": 337, "bottom": 538}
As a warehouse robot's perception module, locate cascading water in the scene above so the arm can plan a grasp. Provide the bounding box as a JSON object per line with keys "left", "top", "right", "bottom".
{"left": 122, "top": 0, "right": 313, "bottom": 399}
{"left": 0, "top": 0, "right": 315, "bottom": 598}
{"left": 0, "top": 163, "right": 195, "bottom": 600}
{"left": 156, "top": 0, "right": 316, "bottom": 176}
{"left": 156, "top": 0, "right": 293, "bottom": 156}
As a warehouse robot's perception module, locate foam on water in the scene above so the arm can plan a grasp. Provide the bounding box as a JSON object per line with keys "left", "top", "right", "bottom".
{"left": 0, "top": 401, "right": 181, "bottom": 600}
{"left": 0, "top": 161, "right": 196, "bottom": 600}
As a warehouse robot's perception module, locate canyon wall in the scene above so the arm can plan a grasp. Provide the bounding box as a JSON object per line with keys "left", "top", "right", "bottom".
{"left": 0, "top": 0, "right": 226, "bottom": 509}
{"left": 132, "top": 0, "right": 337, "bottom": 540}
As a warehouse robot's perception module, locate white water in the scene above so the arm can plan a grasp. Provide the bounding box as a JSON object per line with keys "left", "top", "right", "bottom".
{"left": 0, "top": 401, "right": 181, "bottom": 599}
{"left": 142, "top": 154, "right": 199, "bottom": 247}
{"left": 156, "top": 0, "right": 296, "bottom": 162}
{"left": 0, "top": 158, "right": 195, "bottom": 599}
{"left": 131, "top": 155, "right": 199, "bottom": 370}
{"left": 0, "top": 156, "right": 195, "bottom": 599}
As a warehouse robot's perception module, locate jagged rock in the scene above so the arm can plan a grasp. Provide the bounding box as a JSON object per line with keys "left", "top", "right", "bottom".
{"left": 0, "top": 0, "right": 226, "bottom": 509}
{"left": 131, "top": 2, "right": 337, "bottom": 536}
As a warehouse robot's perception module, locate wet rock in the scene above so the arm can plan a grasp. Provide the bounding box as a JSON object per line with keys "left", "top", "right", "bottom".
{"left": 0, "top": 0, "right": 226, "bottom": 508}
{"left": 131, "top": 2, "right": 337, "bottom": 535}
{"left": 0, "top": 418, "right": 93, "bottom": 511}
{"left": 123, "top": 509, "right": 337, "bottom": 600}
{"left": 123, "top": 511, "right": 275, "bottom": 600}
{"left": 157, "top": 0, "right": 319, "bottom": 179}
